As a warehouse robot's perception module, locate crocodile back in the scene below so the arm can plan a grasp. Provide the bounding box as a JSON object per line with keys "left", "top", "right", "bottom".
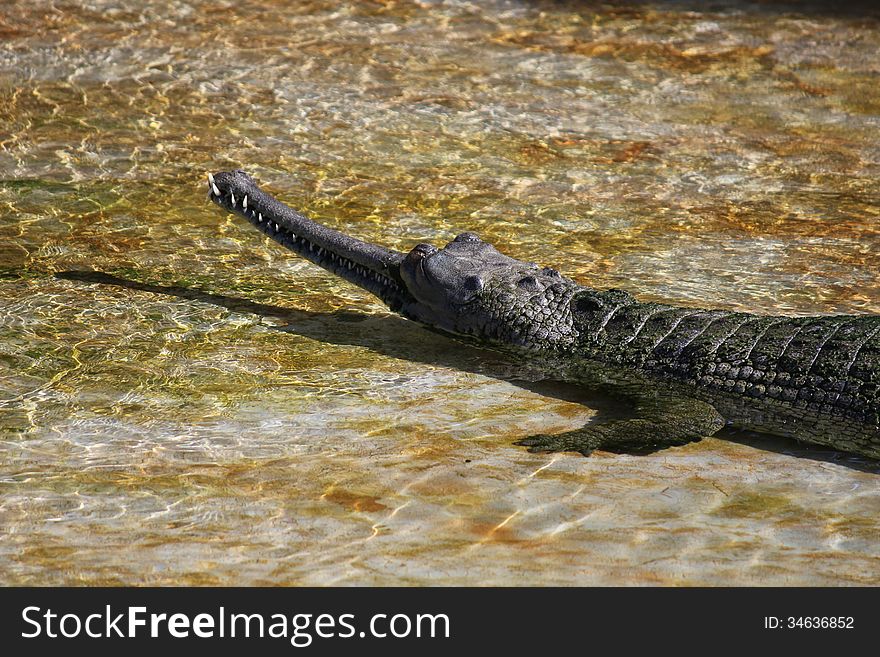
{"left": 580, "top": 299, "right": 880, "bottom": 454}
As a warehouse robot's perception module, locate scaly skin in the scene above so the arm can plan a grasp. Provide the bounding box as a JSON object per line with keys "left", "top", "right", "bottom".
{"left": 207, "top": 170, "right": 880, "bottom": 460}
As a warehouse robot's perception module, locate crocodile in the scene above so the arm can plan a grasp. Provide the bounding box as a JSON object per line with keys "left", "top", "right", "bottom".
{"left": 207, "top": 169, "right": 880, "bottom": 460}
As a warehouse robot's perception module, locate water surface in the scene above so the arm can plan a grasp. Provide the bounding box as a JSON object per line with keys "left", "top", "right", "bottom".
{"left": 1, "top": 0, "right": 879, "bottom": 585}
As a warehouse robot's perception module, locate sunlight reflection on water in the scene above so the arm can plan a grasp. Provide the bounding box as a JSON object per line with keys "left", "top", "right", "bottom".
{"left": 1, "top": 0, "right": 879, "bottom": 585}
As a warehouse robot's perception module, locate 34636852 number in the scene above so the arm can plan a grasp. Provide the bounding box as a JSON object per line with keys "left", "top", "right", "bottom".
{"left": 764, "top": 616, "right": 854, "bottom": 629}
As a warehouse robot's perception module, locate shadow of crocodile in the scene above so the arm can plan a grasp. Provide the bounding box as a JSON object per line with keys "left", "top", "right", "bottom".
{"left": 56, "top": 270, "right": 880, "bottom": 474}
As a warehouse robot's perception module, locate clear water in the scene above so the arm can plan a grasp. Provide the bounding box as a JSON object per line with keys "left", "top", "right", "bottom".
{"left": 1, "top": 0, "right": 879, "bottom": 585}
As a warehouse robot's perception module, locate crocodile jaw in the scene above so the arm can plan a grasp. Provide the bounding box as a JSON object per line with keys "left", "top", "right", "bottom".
{"left": 209, "top": 170, "right": 411, "bottom": 311}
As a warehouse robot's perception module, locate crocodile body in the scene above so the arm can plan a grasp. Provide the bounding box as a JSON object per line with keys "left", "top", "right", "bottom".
{"left": 546, "top": 293, "right": 880, "bottom": 458}
{"left": 208, "top": 170, "right": 880, "bottom": 460}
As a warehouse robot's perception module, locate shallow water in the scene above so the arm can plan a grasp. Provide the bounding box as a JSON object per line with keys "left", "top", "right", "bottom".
{"left": 1, "top": 0, "right": 879, "bottom": 585}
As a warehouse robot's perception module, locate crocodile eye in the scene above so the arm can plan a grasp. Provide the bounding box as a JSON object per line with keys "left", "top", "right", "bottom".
{"left": 463, "top": 275, "right": 483, "bottom": 292}
{"left": 517, "top": 275, "right": 539, "bottom": 290}
{"left": 454, "top": 232, "right": 482, "bottom": 243}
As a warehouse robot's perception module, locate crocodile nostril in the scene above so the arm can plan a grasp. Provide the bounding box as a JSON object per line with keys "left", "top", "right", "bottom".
{"left": 454, "top": 232, "right": 482, "bottom": 243}
{"left": 409, "top": 243, "right": 438, "bottom": 260}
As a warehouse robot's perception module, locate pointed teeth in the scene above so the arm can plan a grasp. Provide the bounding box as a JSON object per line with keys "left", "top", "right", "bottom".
{"left": 211, "top": 183, "right": 220, "bottom": 196}
{"left": 243, "top": 195, "right": 248, "bottom": 210}
{"left": 258, "top": 212, "right": 263, "bottom": 222}
{"left": 208, "top": 172, "right": 215, "bottom": 185}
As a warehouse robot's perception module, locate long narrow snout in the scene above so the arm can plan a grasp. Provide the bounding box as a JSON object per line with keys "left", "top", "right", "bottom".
{"left": 208, "top": 170, "right": 410, "bottom": 309}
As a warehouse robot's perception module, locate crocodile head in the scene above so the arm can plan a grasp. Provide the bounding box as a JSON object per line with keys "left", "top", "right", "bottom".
{"left": 396, "top": 232, "right": 583, "bottom": 349}
{"left": 209, "top": 170, "right": 585, "bottom": 351}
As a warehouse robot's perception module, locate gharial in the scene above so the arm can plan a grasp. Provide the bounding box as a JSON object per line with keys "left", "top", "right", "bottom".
{"left": 208, "top": 169, "right": 880, "bottom": 460}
